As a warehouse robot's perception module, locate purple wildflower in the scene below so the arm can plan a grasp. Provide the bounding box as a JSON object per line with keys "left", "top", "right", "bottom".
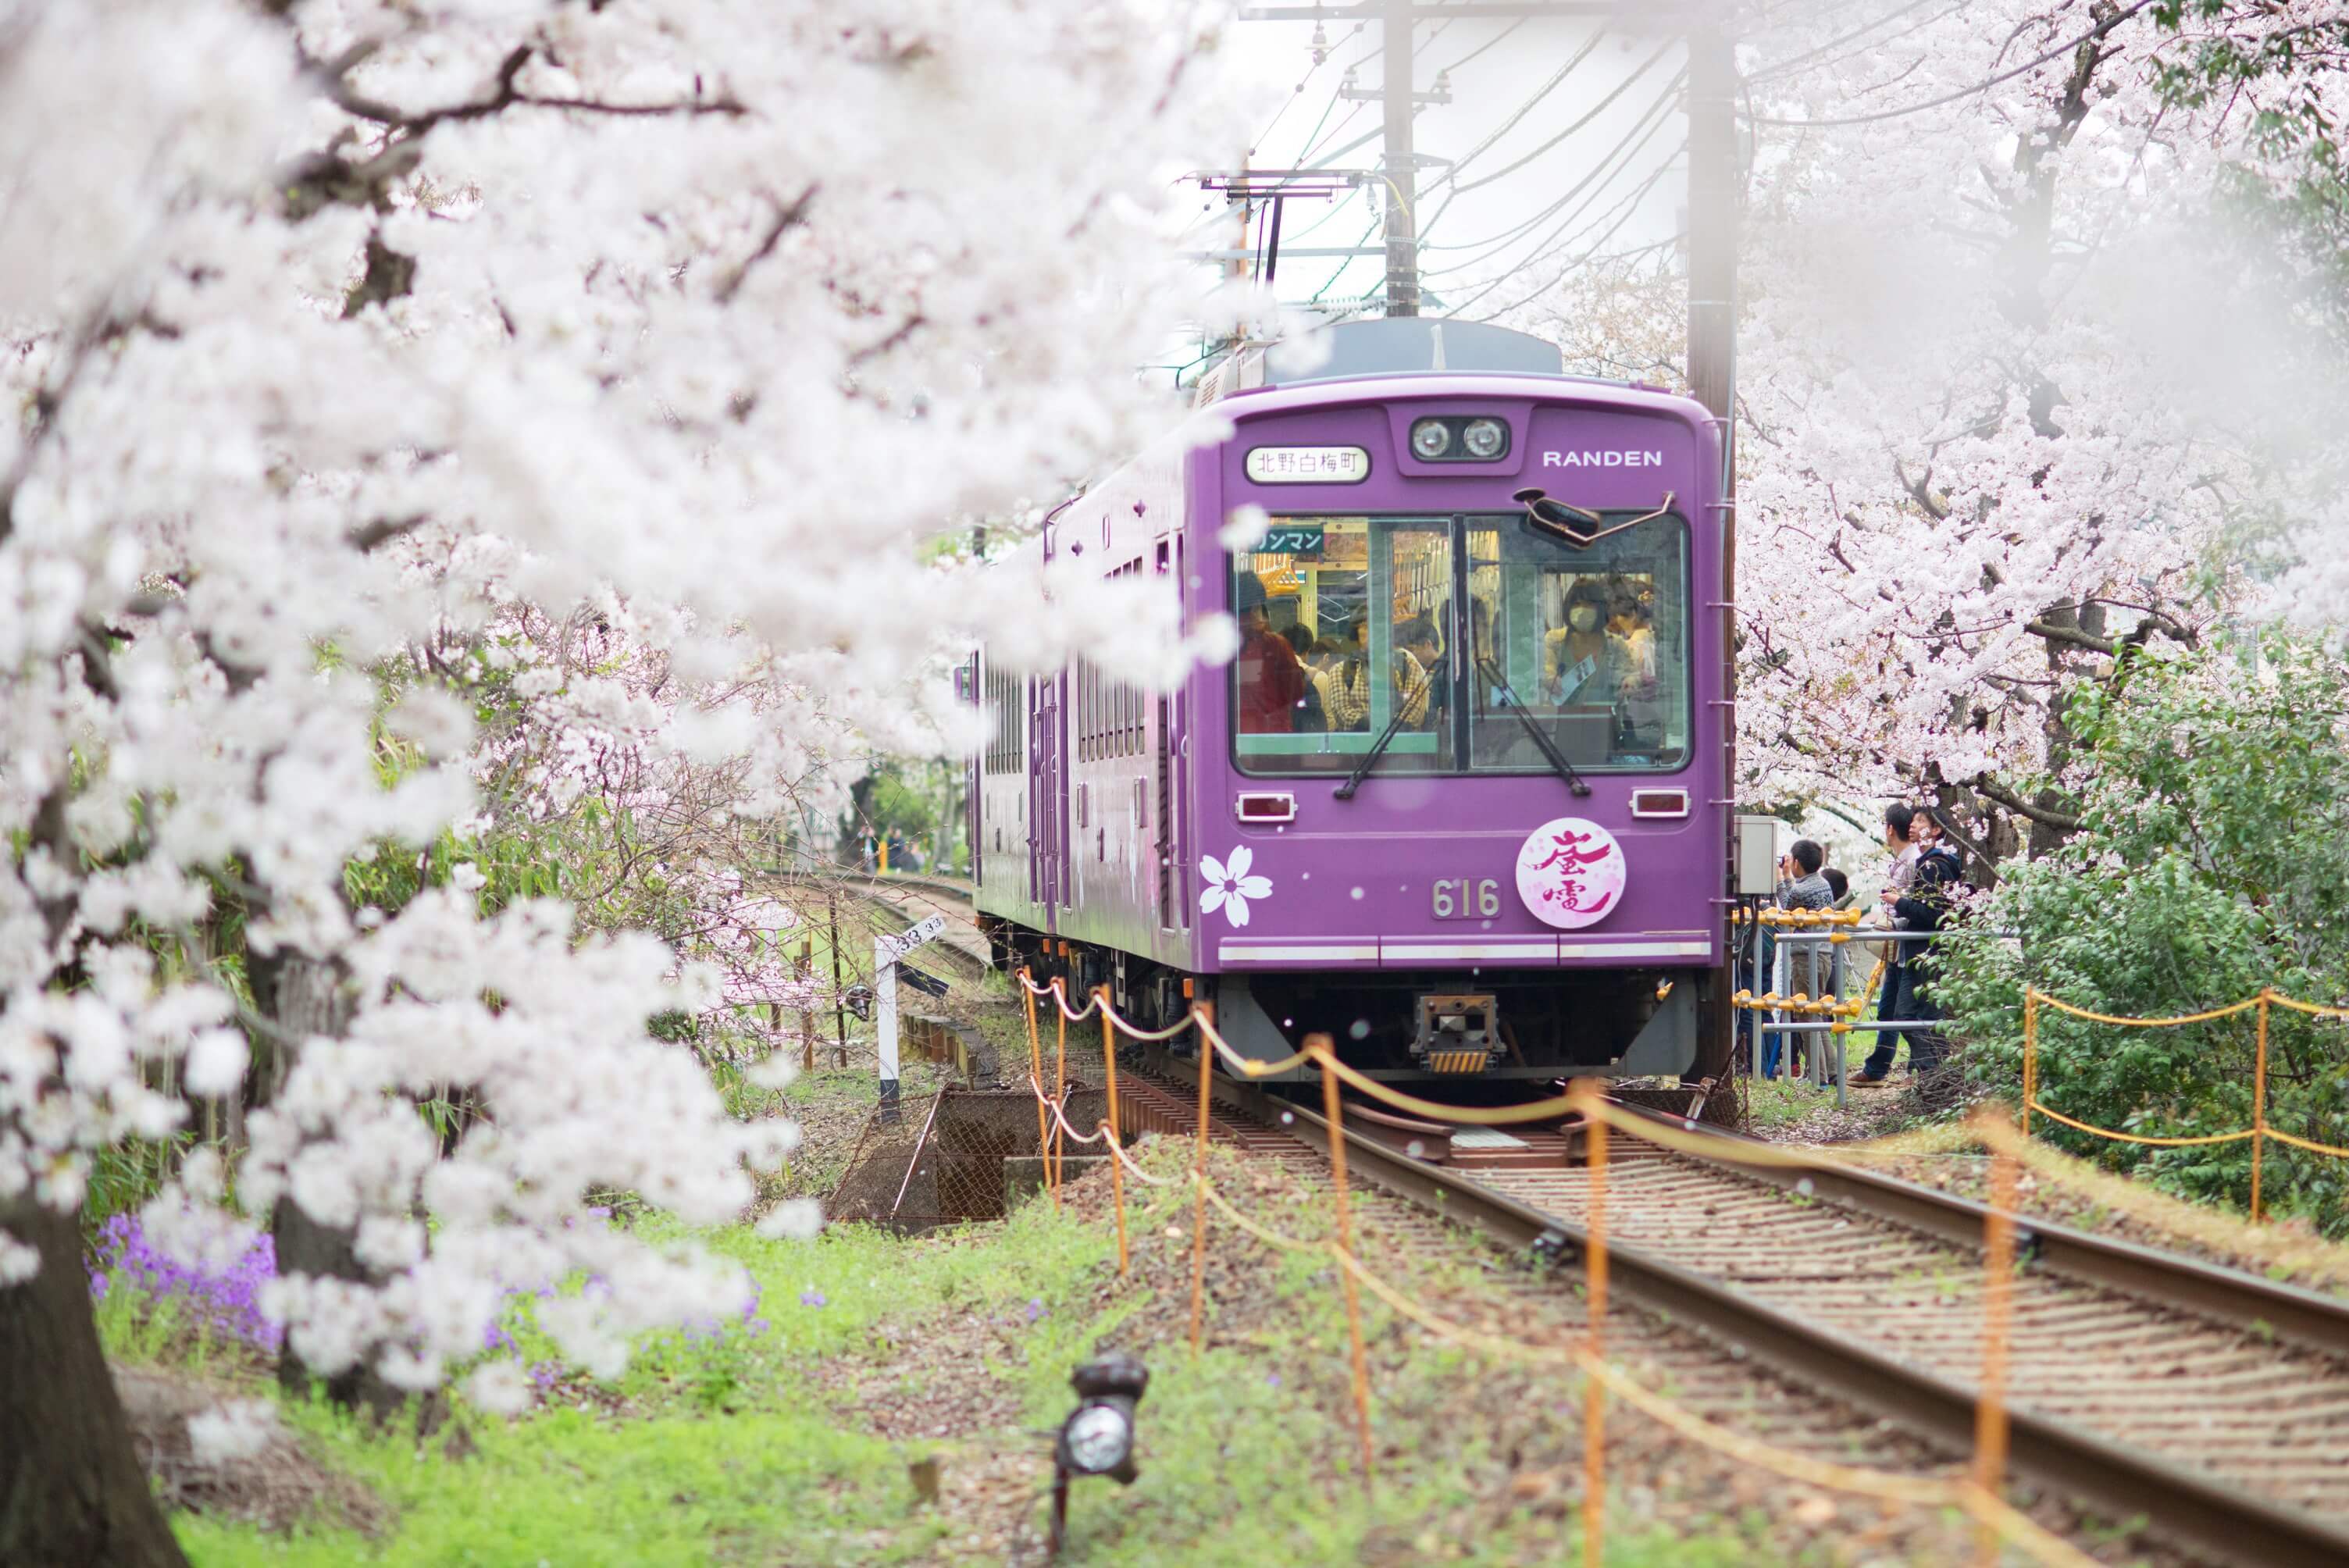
{"left": 87, "top": 1212, "right": 281, "bottom": 1352}
{"left": 799, "top": 1288, "right": 827, "bottom": 1308}
{"left": 1024, "top": 1298, "right": 1046, "bottom": 1324}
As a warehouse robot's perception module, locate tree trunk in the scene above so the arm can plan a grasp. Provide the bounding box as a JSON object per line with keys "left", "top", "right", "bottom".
{"left": 2029, "top": 601, "right": 2104, "bottom": 859}
{"left": 249, "top": 950, "right": 405, "bottom": 1420}
{"left": 0, "top": 1194, "right": 191, "bottom": 1568}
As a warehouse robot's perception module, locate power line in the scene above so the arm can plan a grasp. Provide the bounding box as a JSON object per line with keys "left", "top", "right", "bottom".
{"left": 1424, "top": 27, "right": 1612, "bottom": 201}
{"left": 1453, "top": 36, "right": 1677, "bottom": 194}
{"left": 1466, "top": 231, "right": 1684, "bottom": 325}
{"left": 1437, "top": 15, "right": 1528, "bottom": 73}
{"left": 1742, "top": 0, "right": 2155, "bottom": 128}
{"left": 1419, "top": 71, "right": 1684, "bottom": 277}
{"left": 1741, "top": 0, "right": 1949, "bottom": 83}
{"left": 1453, "top": 157, "right": 1685, "bottom": 322}
{"left": 1439, "top": 130, "right": 1684, "bottom": 314}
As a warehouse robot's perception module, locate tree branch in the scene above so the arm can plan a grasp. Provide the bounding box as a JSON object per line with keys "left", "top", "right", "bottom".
{"left": 1969, "top": 772, "right": 2083, "bottom": 832}
{"left": 715, "top": 184, "right": 818, "bottom": 305}
{"left": 2023, "top": 616, "right": 2117, "bottom": 656}
{"left": 346, "top": 515, "right": 430, "bottom": 552}
{"left": 316, "top": 42, "right": 747, "bottom": 141}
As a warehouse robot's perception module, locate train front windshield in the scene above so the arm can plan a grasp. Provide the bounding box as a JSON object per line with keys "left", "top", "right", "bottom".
{"left": 1232, "top": 514, "right": 1691, "bottom": 776}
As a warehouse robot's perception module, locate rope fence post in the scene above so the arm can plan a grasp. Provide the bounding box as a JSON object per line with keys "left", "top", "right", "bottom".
{"left": 1971, "top": 1106, "right": 2018, "bottom": 1567}
{"left": 2252, "top": 989, "right": 2271, "bottom": 1224}
{"left": 1023, "top": 973, "right": 1050, "bottom": 1187}
{"left": 1573, "top": 1082, "right": 1609, "bottom": 1568}
{"left": 1051, "top": 982, "right": 1068, "bottom": 1211}
{"left": 2021, "top": 987, "right": 2037, "bottom": 1139}
{"left": 1310, "top": 1038, "right": 1377, "bottom": 1488}
{"left": 1096, "top": 983, "right": 1129, "bottom": 1278}
{"left": 1187, "top": 1000, "right": 1216, "bottom": 1352}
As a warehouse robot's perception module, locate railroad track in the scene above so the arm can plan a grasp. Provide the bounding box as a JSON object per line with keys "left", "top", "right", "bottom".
{"left": 1116, "top": 1046, "right": 2349, "bottom": 1568}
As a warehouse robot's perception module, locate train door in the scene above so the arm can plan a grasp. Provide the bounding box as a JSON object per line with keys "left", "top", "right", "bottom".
{"left": 1155, "top": 536, "right": 1189, "bottom": 935}
{"left": 1028, "top": 672, "right": 1068, "bottom": 924}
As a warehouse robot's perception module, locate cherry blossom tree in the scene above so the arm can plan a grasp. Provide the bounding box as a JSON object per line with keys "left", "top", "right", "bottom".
{"left": 1503, "top": 2, "right": 2347, "bottom": 865}
{"left": 0, "top": 1, "right": 1243, "bottom": 1559}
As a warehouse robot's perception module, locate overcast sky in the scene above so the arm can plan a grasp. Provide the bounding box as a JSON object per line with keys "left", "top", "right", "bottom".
{"left": 1172, "top": 8, "right": 1690, "bottom": 361}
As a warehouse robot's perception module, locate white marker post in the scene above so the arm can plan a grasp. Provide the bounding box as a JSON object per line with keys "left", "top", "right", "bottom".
{"left": 874, "top": 914, "right": 948, "bottom": 1120}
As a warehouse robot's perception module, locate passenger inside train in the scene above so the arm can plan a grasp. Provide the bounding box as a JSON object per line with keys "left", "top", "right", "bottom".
{"left": 1232, "top": 513, "right": 1690, "bottom": 774}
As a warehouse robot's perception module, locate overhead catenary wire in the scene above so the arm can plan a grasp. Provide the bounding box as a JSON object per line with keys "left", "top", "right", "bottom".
{"left": 1741, "top": 0, "right": 1955, "bottom": 83}
{"left": 1453, "top": 157, "right": 1686, "bottom": 322}
{"left": 1742, "top": 0, "right": 2157, "bottom": 127}
{"left": 1450, "top": 35, "right": 1677, "bottom": 196}
{"left": 1422, "top": 25, "right": 1615, "bottom": 201}
{"left": 1418, "top": 74, "right": 1684, "bottom": 279}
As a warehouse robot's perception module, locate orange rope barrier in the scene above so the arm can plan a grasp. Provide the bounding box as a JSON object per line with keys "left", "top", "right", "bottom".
{"left": 2265, "top": 1127, "right": 2349, "bottom": 1160}
{"left": 1096, "top": 985, "right": 1128, "bottom": 1277}
{"left": 2263, "top": 992, "right": 2349, "bottom": 1020}
{"left": 2021, "top": 989, "right": 2037, "bottom": 1139}
{"left": 1573, "top": 1080, "right": 1609, "bottom": 1568}
{"left": 1012, "top": 1032, "right": 2098, "bottom": 1568}
{"left": 2253, "top": 993, "right": 2270, "bottom": 1223}
{"left": 2028, "top": 990, "right": 2263, "bottom": 1027}
{"left": 1022, "top": 977, "right": 1051, "bottom": 1186}
{"left": 1188, "top": 1001, "right": 1216, "bottom": 1352}
{"left": 2021, "top": 1099, "right": 2257, "bottom": 1148}
{"left": 1050, "top": 992, "right": 1068, "bottom": 1210}
{"left": 2023, "top": 985, "right": 2349, "bottom": 1223}
{"left": 1972, "top": 1109, "right": 2018, "bottom": 1567}
{"left": 1310, "top": 1040, "right": 1378, "bottom": 1486}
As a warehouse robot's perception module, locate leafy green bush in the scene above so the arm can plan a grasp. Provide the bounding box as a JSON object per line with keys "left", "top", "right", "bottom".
{"left": 1937, "top": 633, "right": 2349, "bottom": 1232}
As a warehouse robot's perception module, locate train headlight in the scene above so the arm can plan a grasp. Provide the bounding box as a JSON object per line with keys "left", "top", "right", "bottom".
{"left": 1410, "top": 419, "right": 1453, "bottom": 459}
{"left": 1462, "top": 417, "right": 1508, "bottom": 458}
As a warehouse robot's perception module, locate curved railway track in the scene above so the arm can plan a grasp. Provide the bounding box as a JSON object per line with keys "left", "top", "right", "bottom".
{"left": 1115, "top": 1044, "right": 2349, "bottom": 1568}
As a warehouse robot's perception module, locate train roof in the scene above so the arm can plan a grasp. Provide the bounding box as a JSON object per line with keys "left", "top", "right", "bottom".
{"left": 1190, "top": 319, "right": 1635, "bottom": 405}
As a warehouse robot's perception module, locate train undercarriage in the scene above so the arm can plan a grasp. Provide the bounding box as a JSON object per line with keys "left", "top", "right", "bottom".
{"left": 988, "top": 918, "right": 1720, "bottom": 1087}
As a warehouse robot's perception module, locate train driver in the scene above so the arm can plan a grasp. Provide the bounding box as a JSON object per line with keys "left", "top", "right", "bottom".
{"left": 1234, "top": 570, "right": 1306, "bottom": 733}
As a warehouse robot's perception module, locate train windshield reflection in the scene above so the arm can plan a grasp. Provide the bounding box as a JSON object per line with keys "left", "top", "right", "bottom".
{"left": 1232, "top": 513, "right": 1688, "bottom": 776}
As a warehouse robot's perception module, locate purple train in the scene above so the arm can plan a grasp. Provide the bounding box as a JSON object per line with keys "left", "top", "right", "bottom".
{"left": 966, "top": 320, "right": 1732, "bottom": 1084}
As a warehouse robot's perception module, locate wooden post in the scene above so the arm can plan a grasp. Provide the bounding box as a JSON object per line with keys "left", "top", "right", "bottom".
{"left": 1973, "top": 1110, "right": 2019, "bottom": 1566}
{"left": 1577, "top": 1083, "right": 1608, "bottom": 1568}
{"left": 799, "top": 938, "right": 815, "bottom": 1072}
{"left": 1051, "top": 985, "right": 1068, "bottom": 1212}
{"left": 1314, "top": 1039, "right": 1376, "bottom": 1486}
{"left": 2251, "top": 989, "right": 2271, "bottom": 1224}
{"left": 1097, "top": 985, "right": 1128, "bottom": 1278}
{"left": 2020, "top": 988, "right": 2037, "bottom": 1138}
{"left": 1024, "top": 976, "right": 1049, "bottom": 1181}
{"left": 1187, "top": 1000, "right": 1216, "bottom": 1351}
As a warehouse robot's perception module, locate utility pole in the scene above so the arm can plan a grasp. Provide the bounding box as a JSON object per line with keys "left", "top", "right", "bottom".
{"left": 1381, "top": 0, "right": 1420, "bottom": 315}
{"left": 1685, "top": 21, "right": 1741, "bottom": 1085}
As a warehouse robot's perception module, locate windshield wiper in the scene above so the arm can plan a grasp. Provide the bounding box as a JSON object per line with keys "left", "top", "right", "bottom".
{"left": 1477, "top": 657, "right": 1592, "bottom": 798}
{"left": 1333, "top": 664, "right": 1436, "bottom": 801}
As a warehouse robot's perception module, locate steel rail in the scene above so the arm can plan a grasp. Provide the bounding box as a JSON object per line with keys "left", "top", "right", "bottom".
{"left": 1160, "top": 1054, "right": 2349, "bottom": 1568}
{"left": 1607, "top": 1101, "right": 2349, "bottom": 1360}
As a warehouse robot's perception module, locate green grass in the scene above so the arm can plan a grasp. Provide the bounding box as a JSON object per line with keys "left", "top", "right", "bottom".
{"left": 178, "top": 1403, "right": 946, "bottom": 1567}
{"left": 160, "top": 1153, "right": 1784, "bottom": 1566}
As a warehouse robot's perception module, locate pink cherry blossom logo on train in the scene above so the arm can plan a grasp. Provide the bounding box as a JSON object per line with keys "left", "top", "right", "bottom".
{"left": 1514, "top": 818, "right": 1627, "bottom": 930}
{"left": 1199, "top": 846, "right": 1274, "bottom": 927}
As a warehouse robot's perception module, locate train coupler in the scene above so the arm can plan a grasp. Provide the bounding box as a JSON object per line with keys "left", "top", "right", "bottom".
{"left": 1413, "top": 992, "right": 1498, "bottom": 1074}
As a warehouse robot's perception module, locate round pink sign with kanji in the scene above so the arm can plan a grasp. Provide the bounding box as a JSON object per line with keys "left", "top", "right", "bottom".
{"left": 1514, "top": 817, "right": 1627, "bottom": 929}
